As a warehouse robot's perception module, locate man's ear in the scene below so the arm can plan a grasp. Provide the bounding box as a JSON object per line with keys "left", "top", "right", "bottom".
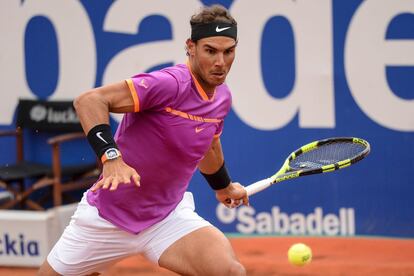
{"left": 186, "top": 39, "right": 196, "bottom": 56}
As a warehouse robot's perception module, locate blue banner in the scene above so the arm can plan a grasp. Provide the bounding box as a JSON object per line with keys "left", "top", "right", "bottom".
{"left": 0, "top": 0, "right": 413, "bottom": 238}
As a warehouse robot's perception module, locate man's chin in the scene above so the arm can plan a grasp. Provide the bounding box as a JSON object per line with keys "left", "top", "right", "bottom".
{"left": 210, "top": 77, "right": 226, "bottom": 86}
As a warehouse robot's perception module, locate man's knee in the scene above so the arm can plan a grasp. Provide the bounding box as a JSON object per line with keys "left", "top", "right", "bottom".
{"left": 224, "top": 260, "right": 246, "bottom": 276}
{"left": 37, "top": 260, "right": 60, "bottom": 276}
{"left": 37, "top": 261, "right": 101, "bottom": 276}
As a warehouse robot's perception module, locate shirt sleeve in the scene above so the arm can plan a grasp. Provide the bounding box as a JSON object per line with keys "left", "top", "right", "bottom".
{"left": 125, "top": 70, "right": 178, "bottom": 112}
{"left": 214, "top": 120, "right": 224, "bottom": 138}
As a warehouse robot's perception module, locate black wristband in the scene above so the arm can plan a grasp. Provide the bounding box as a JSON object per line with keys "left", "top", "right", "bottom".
{"left": 86, "top": 124, "right": 118, "bottom": 159}
{"left": 200, "top": 162, "right": 231, "bottom": 190}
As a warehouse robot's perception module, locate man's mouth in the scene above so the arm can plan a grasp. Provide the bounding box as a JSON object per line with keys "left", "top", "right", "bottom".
{"left": 211, "top": 72, "right": 225, "bottom": 77}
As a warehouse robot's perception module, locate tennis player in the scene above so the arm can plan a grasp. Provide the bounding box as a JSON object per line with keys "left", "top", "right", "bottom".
{"left": 38, "top": 4, "right": 247, "bottom": 276}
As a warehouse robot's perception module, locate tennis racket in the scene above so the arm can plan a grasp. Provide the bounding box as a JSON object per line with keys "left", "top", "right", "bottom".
{"left": 233, "top": 137, "right": 370, "bottom": 200}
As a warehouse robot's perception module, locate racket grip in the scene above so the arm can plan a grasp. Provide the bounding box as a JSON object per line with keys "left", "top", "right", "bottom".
{"left": 224, "top": 178, "right": 272, "bottom": 207}
{"left": 245, "top": 178, "right": 273, "bottom": 196}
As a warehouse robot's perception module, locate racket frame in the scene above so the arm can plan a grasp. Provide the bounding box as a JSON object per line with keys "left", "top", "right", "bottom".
{"left": 246, "top": 137, "right": 370, "bottom": 196}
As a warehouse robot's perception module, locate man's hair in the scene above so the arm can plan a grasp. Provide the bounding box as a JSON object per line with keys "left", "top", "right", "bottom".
{"left": 190, "top": 4, "right": 237, "bottom": 26}
{"left": 186, "top": 5, "right": 237, "bottom": 55}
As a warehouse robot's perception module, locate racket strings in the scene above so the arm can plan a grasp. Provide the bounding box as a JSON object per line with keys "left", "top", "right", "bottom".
{"left": 290, "top": 141, "right": 366, "bottom": 169}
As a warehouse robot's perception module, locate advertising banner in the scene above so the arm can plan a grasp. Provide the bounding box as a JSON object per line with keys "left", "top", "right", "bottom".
{"left": 0, "top": 0, "right": 413, "bottom": 238}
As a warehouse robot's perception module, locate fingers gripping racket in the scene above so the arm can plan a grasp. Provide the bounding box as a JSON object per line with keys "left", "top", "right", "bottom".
{"left": 236, "top": 137, "right": 370, "bottom": 200}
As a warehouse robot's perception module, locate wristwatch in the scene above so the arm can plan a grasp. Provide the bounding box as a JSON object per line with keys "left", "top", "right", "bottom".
{"left": 101, "top": 148, "right": 121, "bottom": 163}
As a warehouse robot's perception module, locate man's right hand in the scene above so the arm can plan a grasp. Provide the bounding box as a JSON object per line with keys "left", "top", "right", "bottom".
{"left": 91, "top": 158, "right": 141, "bottom": 192}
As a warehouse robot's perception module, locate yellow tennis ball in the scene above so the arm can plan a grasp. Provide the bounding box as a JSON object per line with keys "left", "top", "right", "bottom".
{"left": 287, "top": 243, "right": 312, "bottom": 266}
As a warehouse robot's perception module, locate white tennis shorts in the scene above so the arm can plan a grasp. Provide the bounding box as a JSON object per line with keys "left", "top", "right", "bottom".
{"left": 47, "top": 192, "right": 211, "bottom": 276}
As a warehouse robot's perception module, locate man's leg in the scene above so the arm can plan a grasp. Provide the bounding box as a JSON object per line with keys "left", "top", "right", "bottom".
{"left": 158, "top": 226, "right": 246, "bottom": 276}
{"left": 37, "top": 260, "right": 61, "bottom": 276}
{"left": 37, "top": 194, "right": 135, "bottom": 276}
{"left": 37, "top": 261, "right": 100, "bottom": 276}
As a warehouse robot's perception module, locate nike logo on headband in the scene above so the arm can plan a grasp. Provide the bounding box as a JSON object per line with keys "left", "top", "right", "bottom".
{"left": 216, "top": 26, "right": 231, "bottom": 32}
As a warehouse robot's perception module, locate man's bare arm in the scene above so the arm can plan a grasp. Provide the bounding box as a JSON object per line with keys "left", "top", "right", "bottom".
{"left": 73, "top": 80, "right": 135, "bottom": 133}
{"left": 199, "top": 137, "right": 248, "bottom": 207}
{"left": 74, "top": 80, "right": 140, "bottom": 191}
{"left": 198, "top": 137, "right": 224, "bottom": 174}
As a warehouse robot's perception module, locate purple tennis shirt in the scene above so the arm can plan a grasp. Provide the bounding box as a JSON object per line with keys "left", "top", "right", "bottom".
{"left": 87, "top": 63, "right": 232, "bottom": 234}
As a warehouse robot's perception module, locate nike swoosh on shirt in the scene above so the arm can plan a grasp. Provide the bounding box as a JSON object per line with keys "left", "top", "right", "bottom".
{"left": 195, "top": 127, "right": 205, "bottom": 133}
{"left": 138, "top": 79, "right": 148, "bottom": 89}
{"left": 216, "top": 26, "right": 231, "bottom": 32}
{"left": 96, "top": 132, "right": 108, "bottom": 144}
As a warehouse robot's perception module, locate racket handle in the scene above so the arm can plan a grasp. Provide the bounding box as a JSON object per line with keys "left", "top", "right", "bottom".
{"left": 224, "top": 178, "right": 272, "bottom": 207}
{"left": 245, "top": 178, "right": 273, "bottom": 196}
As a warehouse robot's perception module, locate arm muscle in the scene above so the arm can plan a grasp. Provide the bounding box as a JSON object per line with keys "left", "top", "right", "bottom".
{"left": 198, "top": 137, "right": 224, "bottom": 174}
{"left": 74, "top": 81, "right": 134, "bottom": 133}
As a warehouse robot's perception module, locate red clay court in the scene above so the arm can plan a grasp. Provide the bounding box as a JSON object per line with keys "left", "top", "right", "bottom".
{"left": 2, "top": 236, "right": 414, "bottom": 276}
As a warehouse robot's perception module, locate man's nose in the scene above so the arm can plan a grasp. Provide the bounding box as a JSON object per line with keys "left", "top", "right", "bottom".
{"left": 215, "top": 53, "right": 225, "bottom": 66}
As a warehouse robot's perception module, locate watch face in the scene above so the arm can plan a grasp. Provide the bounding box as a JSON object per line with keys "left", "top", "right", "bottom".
{"left": 106, "top": 149, "right": 118, "bottom": 159}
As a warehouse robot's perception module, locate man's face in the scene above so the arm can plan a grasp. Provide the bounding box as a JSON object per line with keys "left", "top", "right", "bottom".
{"left": 187, "top": 36, "right": 237, "bottom": 89}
